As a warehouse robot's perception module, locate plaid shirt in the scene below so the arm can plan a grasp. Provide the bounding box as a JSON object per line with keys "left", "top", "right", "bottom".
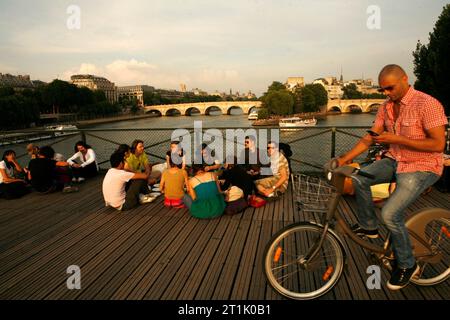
{"left": 374, "top": 87, "right": 448, "bottom": 176}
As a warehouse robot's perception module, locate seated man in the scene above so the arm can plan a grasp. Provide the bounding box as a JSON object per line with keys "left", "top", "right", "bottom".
{"left": 103, "top": 152, "right": 153, "bottom": 212}
{"left": 28, "top": 146, "right": 78, "bottom": 193}
{"left": 255, "top": 141, "right": 290, "bottom": 197}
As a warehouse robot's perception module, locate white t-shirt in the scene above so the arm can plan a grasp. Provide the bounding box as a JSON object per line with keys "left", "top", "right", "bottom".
{"left": 67, "top": 149, "right": 98, "bottom": 170}
{"left": 102, "top": 168, "right": 135, "bottom": 208}
{"left": 0, "top": 160, "right": 14, "bottom": 184}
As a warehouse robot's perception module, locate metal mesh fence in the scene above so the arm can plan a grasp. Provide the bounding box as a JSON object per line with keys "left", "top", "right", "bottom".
{"left": 1, "top": 127, "right": 373, "bottom": 173}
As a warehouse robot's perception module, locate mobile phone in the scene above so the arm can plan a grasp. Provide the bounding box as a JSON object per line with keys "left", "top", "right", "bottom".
{"left": 367, "top": 130, "right": 379, "bottom": 136}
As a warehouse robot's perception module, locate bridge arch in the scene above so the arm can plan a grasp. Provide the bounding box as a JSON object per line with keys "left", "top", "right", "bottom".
{"left": 366, "top": 103, "right": 381, "bottom": 113}
{"left": 205, "top": 106, "right": 223, "bottom": 115}
{"left": 185, "top": 107, "right": 202, "bottom": 116}
{"left": 328, "top": 106, "right": 342, "bottom": 113}
{"left": 165, "top": 108, "right": 182, "bottom": 116}
{"left": 146, "top": 110, "right": 162, "bottom": 117}
{"left": 248, "top": 106, "right": 260, "bottom": 114}
{"left": 345, "top": 105, "right": 363, "bottom": 113}
{"left": 227, "top": 106, "right": 244, "bottom": 115}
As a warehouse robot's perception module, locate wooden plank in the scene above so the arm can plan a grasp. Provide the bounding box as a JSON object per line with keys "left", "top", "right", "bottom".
{"left": 45, "top": 206, "right": 178, "bottom": 299}
{"left": 176, "top": 216, "right": 232, "bottom": 300}
{"left": 194, "top": 219, "right": 241, "bottom": 300}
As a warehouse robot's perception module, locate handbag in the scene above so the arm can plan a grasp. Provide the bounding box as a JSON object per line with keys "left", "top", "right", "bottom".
{"left": 248, "top": 195, "right": 267, "bottom": 208}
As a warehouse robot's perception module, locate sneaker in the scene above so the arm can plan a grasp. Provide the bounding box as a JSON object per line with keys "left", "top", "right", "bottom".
{"left": 139, "top": 194, "right": 155, "bottom": 204}
{"left": 63, "top": 186, "right": 79, "bottom": 193}
{"left": 351, "top": 224, "right": 379, "bottom": 239}
{"left": 72, "top": 177, "right": 77, "bottom": 183}
{"left": 387, "top": 263, "right": 420, "bottom": 290}
{"left": 77, "top": 177, "right": 85, "bottom": 183}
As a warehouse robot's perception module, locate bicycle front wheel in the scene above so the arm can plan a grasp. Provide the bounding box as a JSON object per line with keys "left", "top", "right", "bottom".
{"left": 406, "top": 209, "right": 450, "bottom": 286}
{"left": 263, "top": 222, "right": 345, "bottom": 300}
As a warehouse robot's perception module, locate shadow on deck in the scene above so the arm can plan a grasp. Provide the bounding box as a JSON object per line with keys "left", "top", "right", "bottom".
{"left": 0, "top": 175, "right": 449, "bottom": 300}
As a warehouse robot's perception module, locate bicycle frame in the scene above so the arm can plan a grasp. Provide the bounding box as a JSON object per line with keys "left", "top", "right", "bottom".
{"left": 302, "top": 166, "right": 437, "bottom": 266}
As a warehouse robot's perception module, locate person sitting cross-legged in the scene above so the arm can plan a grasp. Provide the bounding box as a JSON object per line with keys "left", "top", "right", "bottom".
{"left": 255, "top": 141, "right": 290, "bottom": 197}
{"left": 103, "top": 151, "right": 153, "bottom": 212}
{"left": 28, "top": 146, "right": 78, "bottom": 194}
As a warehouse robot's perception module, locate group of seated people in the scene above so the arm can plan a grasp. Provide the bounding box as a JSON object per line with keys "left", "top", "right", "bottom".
{"left": 0, "top": 141, "right": 99, "bottom": 199}
{"left": 102, "top": 137, "right": 291, "bottom": 219}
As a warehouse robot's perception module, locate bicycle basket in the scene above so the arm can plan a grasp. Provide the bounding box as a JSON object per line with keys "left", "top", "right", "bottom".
{"left": 294, "top": 174, "right": 336, "bottom": 212}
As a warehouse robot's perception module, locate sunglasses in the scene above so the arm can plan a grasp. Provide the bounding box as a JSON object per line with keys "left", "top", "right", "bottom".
{"left": 267, "top": 146, "right": 274, "bottom": 150}
{"left": 377, "top": 85, "right": 395, "bottom": 93}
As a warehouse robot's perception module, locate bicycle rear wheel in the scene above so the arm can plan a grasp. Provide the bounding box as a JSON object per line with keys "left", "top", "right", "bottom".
{"left": 406, "top": 209, "right": 450, "bottom": 286}
{"left": 263, "top": 222, "right": 345, "bottom": 300}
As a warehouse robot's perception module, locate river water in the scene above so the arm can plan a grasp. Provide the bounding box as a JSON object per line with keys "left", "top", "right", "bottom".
{"left": 91, "top": 111, "right": 376, "bottom": 129}
{"left": 4, "top": 112, "right": 375, "bottom": 171}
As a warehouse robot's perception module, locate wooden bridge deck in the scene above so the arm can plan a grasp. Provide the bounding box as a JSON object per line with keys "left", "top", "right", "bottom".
{"left": 0, "top": 175, "right": 449, "bottom": 300}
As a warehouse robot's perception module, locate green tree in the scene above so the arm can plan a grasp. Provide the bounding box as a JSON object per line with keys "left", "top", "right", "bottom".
{"left": 413, "top": 4, "right": 450, "bottom": 114}
{"left": 306, "top": 84, "right": 328, "bottom": 109}
{"left": 301, "top": 87, "right": 317, "bottom": 112}
{"left": 342, "top": 83, "right": 363, "bottom": 99}
{"left": 267, "top": 81, "right": 287, "bottom": 92}
{"left": 257, "top": 108, "right": 269, "bottom": 119}
{"left": 262, "top": 90, "right": 294, "bottom": 115}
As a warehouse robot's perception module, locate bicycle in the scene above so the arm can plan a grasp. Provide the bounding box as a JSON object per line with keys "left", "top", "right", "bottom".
{"left": 263, "top": 159, "right": 450, "bottom": 300}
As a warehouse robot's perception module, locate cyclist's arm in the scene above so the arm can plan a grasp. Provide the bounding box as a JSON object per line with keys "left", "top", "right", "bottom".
{"left": 373, "top": 125, "right": 446, "bottom": 153}
{"left": 338, "top": 126, "right": 382, "bottom": 165}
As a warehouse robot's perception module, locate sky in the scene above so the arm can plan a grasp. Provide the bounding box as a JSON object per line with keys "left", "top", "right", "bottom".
{"left": 0, "top": 0, "right": 447, "bottom": 96}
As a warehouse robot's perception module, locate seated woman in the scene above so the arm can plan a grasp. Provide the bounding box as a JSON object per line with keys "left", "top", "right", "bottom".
{"left": 67, "top": 141, "right": 98, "bottom": 182}
{"left": 0, "top": 150, "right": 29, "bottom": 199}
{"left": 125, "top": 139, "right": 156, "bottom": 185}
{"left": 160, "top": 156, "right": 188, "bottom": 209}
{"left": 166, "top": 141, "right": 186, "bottom": 170}
{"left": 183, "top": 164, "right": 226, "bottom": 219}
{"left": 28, "top": 146, "right": 78, "bottom": 193}
{"left": 201, "top": 143, "right": 222, "bottom": 174}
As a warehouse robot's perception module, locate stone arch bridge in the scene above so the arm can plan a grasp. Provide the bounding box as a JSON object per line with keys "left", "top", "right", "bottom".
{"left": 144, "top": 101, "right": 262, "bottom": 116}
{"left": 326, "top": 99, "right": 386, "bottom": 113}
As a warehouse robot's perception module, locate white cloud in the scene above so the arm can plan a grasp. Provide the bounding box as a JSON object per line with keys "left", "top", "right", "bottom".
{"left": 62, "top": 59, "right": 244, "bottom": 92}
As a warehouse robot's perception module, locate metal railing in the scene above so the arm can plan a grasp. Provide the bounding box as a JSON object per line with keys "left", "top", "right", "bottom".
{"left": 0, "top": 126, "right": 381, "bottom": 173}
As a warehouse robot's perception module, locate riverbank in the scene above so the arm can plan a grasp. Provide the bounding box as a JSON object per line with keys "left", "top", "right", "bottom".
{"left": 76, "top": 113, "right": 159, "bottom": 128}
{"left": 252, "top": 111, "right": 328, "bottom": 126}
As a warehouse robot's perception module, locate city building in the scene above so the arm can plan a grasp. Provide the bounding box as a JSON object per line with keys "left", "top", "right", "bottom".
{"left": 180, "top": 83, "right": 187, "bottom": 93}
{"left": 192, "top": 88, "right": 208, "bottom": 96}
{"left": 156, "top": 89, "right": 188, "bottom": 100}
{"left": 0, "top": 73, "right": 35, "bottom": 90}
{"left": 285, "top": 77, "right": 305, "bottom": 91}
{"left": 313, "top": 78, "right": 343, "bottom": 100}
{"left": 118, "top": 85, "right": 155, "bottom": 106}
{"left": 71, "top": 74, "right": 118, "bottom": 104}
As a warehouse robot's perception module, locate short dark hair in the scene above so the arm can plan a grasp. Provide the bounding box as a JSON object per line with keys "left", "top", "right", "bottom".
{"left": 268, "top": 141, "right": 279, "bottom": 149}
{"left": 192, "top": 164, "right": 205, "bottom": 175}
{"left": 110, "top": 152, "right": 125, "bottom": 168}
{"left": 39, "top": 146, "right": 55, "bottom": 159}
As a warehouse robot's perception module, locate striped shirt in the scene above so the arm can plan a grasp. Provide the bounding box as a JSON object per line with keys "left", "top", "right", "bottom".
{"left": 374, "top": 87, "right": 448, "bottom": 175}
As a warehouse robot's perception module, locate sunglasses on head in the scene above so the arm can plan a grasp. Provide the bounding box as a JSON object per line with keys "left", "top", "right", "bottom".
{"left": 377, "top": 85, "right": 395, "bottom": 93}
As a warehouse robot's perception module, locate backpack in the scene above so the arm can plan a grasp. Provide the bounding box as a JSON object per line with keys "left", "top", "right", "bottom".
{"left": 279, "top": 142, "right": 293, "bottom": 158}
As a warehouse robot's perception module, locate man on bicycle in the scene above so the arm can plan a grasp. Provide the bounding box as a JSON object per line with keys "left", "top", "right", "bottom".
{"left": 338, "top": 64, "right": 448, "bottom": 290}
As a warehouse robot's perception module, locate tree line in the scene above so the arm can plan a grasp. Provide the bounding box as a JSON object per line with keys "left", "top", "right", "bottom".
{"left": 258, "top": 82, "right": 328, "bottom": 119}
{"left": 0, "top": 80, "right": 122, "bottom": 130}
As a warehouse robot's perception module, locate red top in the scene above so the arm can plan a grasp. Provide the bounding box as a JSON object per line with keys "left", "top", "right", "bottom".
{"left": 374, "top": 87, "right": 448, "bottom": 175}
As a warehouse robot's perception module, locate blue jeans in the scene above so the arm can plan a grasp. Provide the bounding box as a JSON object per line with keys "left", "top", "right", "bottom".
{"left": 351, "top": 158, "right": 440, "bottom": 269}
